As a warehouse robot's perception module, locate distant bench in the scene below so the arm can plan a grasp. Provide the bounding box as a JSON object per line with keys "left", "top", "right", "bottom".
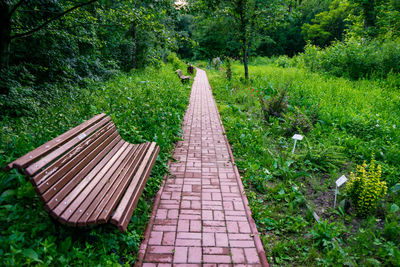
{"left": 176, "top": 69, "right": 190, "bottom": 83}
{"left": 6, "top": 113, "right": 159, "bottom": 232}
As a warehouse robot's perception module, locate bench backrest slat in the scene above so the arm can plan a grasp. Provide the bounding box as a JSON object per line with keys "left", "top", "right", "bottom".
{"left": 25, "top": 116, "right": 111, "bottom": 176}
{"left": 45, "top": 135, "right": 122, "bottom": 210}
{"left": 36, "top": 125, "right": 118, "bottom": 197}
{"left": 7, "top": 113, "right": 107, "bottom": 171}
{"left": 33, "top": 122, "right": 116, "bottom": 188}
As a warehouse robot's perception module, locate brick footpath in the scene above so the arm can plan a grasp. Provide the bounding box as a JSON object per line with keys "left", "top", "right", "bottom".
{"left": 136, "top": 69, "right": 268, "bottom": 266}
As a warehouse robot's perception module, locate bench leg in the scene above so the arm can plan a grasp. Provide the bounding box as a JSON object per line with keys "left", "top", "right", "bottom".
{"left": 49, "top": 215, "right": 62, "bottom": 242}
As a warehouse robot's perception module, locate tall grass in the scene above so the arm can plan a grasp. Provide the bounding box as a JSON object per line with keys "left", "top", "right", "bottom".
{"left": 207, "top": 62, "right": 400, "bottom": 265}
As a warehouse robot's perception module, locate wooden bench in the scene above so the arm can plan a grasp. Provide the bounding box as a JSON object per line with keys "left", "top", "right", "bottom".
{"left": 187, "top": 64, "right": 194, "bottom": 75}
{"left": 176, "top": 69, "right": 190, "bottom": 83}
{"left": 5, "top": 113, "right": 159, "bottom": 232}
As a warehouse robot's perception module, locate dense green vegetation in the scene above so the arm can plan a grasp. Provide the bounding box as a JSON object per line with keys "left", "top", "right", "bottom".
{"left": 0, "top": 63, "right": 191, "bottom": 265}
{"left": 207, "top": 61, "right": 400, "bottom": 265}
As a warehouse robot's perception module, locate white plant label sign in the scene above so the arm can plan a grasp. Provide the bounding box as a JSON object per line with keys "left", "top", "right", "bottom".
{"left": 336, "top": 175, "right": 347, "bottom": 187}
{"left": 291, "top": 134, "right": 303, "bottom": 154}
{"left": 334, "top": 175, "right": 347, "bottom": 208}
{"left": 292, "top": 134, "right": 304, "bottom": 141}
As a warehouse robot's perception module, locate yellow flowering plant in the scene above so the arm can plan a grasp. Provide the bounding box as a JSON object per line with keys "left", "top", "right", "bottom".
{"left": 345, "top": 158, "right": 388, "bottom": 216}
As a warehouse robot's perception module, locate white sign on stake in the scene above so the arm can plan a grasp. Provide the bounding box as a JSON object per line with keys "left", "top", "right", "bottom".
{"left": 336, "top": 175, "right": 347, "bottom": 187}
{"left": 334, "top": 175, "right": 347, "bottom": 208}
{"left": 291, "top": 134, "right": 303, "bottom": 154}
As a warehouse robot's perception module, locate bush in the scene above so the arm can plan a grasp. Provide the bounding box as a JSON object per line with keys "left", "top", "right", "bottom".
{"left": 274, "top": 55, "right": 296, "bottom": 68}
{"left": 211, "top": 57, "right": 222, "bottom": 69}
{"left": 224, "top": 58, "right": 232, "bottom": 81}
{"left": 346, "top": 158, "right": 388, "bottom": 216}
{"left": 283, "top": 107, "right": 313, "bottom": 136}
{"left": 300, "top": 38, "right": 400, "bottom": 80}
{"left": 166, "top": 52, "right": 183, "bottom": 70}
{"left": 259, "top": 85, "right": 288, "bottom": 120}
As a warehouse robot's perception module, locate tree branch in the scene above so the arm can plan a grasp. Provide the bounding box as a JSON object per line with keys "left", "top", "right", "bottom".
{"left": 10, "top": 0, "right": 99, "bottom": 39}
{"left": 7, "top": 0, "right": 25, "bottom": 20}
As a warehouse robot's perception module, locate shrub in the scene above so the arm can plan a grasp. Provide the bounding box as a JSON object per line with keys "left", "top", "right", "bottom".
{"left": 274, "top": 55, "right": 296, "bottom": 68}
{"left": 211, "top": 57, "right": 222, "bottom": 69}
{"left": 300, "top": 38, "right": 400, "bottom": 79}
{"left": 166, "top": 52, "right": 182, "bottom": 70}
{"left": 345, "top": 158, "right": 388, "bottom": 216}
{"left": 224, "top": 58, "right": 232, "bottom": 81}
{"left": 283, "top": 107, "right": 313, "bottom": 136}
{"left": 259, "top": 85, "right": 289, "bottom": 120}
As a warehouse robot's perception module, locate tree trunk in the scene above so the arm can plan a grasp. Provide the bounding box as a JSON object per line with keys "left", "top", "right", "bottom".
{"left": 243, "top": 40, "right": 249, "bottom": 80}
{"left": 238, "top": 0, "right": 249, "bottom": 80}
{"left": 0, "top": 1, "right": 11, "bottom": 95}
{"left": 132, "top": 22, "right": 137, "bottom": 69}
{"left": 362, "top": 0, "right": 376, "bottom": 30}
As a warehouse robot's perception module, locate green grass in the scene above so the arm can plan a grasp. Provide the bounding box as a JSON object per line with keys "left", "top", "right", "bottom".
{"left": 207, "top": 62, "right": 400, "bottom": 266}
{"left": 0, "top": 63, "right": 192, "bottom": 265}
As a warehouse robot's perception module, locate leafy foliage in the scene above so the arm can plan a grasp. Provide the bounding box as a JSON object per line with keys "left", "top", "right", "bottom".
{"left": 299, "top": 37, "right": 400, "bottom": 79}
{"left": 258, "top": 85, "right": 289, "bottom": 120}
{"left": 302, "top": 0, "right": 351, "bottom": 47}
{"left": 346, "top": 158, "right": 388, "bottom": 216}
{"left": 207, "top": 60, "right": 400, "bottom": 265}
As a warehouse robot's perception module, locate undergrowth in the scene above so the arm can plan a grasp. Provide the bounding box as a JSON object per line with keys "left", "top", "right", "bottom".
{"left": 207, "top": 62, "right": 400, "bottom": 266}
{"left": 0, "top": 63, "right": 191, "bottom": 265}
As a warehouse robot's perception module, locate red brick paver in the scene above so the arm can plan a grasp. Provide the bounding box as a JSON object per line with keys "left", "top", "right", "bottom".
{"left": 136, "top": 69, "right": 268, "bottom": 266}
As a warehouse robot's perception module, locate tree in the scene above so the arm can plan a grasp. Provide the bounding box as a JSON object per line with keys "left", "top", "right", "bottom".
{"left": 0, "top": 0, "right": 99, "bottom": 95}
{"left": 0, "top": 0, "right": 178, "bottom": 96}
{"left": 193, "top": 0, "right": 263, "bottom": 79}
{"left": 1, "top": 0, "right": 98, "bottom": 69}
{"left": 302, "top": 0, "right": 351, "bottom": 47}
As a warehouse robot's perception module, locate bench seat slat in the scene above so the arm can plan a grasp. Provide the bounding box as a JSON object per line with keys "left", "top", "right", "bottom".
{"left": 42, "top": 133, "right": 121, "bottom": 206}
{"left": 117, "top": 145, "right": 159, "bottom": 232}
{"left": 111, "top": 142, "right": 159, "bottom": 232}
{"left": 87, "top": 143, "right": 150, "bottom": 225}
{"left": 79, "top": 143, "right": 145, "bottom": 226}
{"left": 6, "top": 113, "right": 107, "bottom": 171}
{"left": 25, "top": 116, "right": 112, "bottom": 176}
{"left": 51, "top": 140, "right": 125, "bottom": 219}
{"left": 34, "top": 123, "right": 116, "bottom": 193}
{"left": 58, "top": 142, "right": 130, "bottom": 224}
{"left": 68, "top": 144, "right": 138, "bottom": 226}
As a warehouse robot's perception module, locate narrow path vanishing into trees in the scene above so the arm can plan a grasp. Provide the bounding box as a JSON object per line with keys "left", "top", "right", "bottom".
{"left": 136, "top": 69, "right": 268, "bottom": 266}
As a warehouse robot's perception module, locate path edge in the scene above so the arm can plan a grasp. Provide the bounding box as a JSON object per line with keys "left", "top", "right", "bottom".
{"left": 210, "top": 76, "right": 269, "bottom": 267}
{"left": 135, "top": 72, "right": 195, "bottom": 266}
{"left": 134, "top": 169, "right": 168, "bottom": 267}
